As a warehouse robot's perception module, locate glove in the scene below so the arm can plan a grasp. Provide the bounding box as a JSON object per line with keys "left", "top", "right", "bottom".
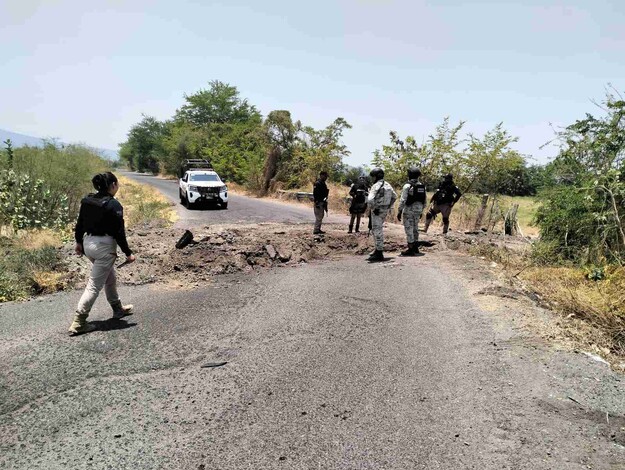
{"left": 397, "top": 211, "right": 402, "bottom": 222}
{"left": 373, "top": 209, "right": 380, "bottom": 216}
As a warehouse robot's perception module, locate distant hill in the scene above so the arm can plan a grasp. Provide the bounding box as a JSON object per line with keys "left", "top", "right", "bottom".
{"left": 0, "top": 128, "right": 118, "bottom": 160}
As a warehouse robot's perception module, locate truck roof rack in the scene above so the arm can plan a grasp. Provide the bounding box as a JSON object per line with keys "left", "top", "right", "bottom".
{"left": 179, "top": 159, "right": 213, "bottom": 177}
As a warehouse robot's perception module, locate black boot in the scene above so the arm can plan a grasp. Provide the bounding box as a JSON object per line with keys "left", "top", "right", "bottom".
{"left": 413, "top": 243, "right": 424, "bottom": 256}
{"left": 400, "top": 243, "right": 414, "bottom": 256}
{"left": 348, "top": 225, "right": 353, "bottom": 234}
{"left": 367, "top": 250, "right": 384, "bottom": 262}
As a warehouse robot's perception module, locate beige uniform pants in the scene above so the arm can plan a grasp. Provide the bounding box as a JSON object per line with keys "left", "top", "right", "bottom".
{"left": 76, "top": 235, "right": 120, "bottom": 315}
{"left": 371, "top": 208, "right": 390, "bottom": 250}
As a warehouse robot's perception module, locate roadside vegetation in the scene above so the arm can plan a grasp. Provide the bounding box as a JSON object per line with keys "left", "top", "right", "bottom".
{"left": 449, "top": 91, "right": 624, "bottom": 358}
{"left": 0, "top": 143, "right": 174, "bottom": 302}
{"left": 119, "top": 80, "right": 623, "bottom": 360}
{"left": 2, "top": 81, "right": 623, "bottom": 363}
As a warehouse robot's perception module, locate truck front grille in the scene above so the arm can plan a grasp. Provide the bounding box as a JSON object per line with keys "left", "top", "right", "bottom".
{"left": 198, "top": 187, "right": 220, "bottom": 194}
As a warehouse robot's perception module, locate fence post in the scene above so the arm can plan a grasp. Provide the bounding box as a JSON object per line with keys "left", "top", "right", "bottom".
{"left": 504, "top": 204, "right": 519, "bottom": 236}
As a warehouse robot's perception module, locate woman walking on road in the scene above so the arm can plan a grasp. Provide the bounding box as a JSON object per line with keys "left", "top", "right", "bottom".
{"left": 68, "top": 172, "right": 136, "bottom": 335}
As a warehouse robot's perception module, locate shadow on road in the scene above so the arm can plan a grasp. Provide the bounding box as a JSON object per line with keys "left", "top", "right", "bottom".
{"left": 90, "top": 319, "right": 138, "bottom": 332}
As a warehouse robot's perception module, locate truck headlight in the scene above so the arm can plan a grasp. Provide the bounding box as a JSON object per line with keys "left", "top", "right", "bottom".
{"left": 189, "top": 185, "right": 199, "bottom": 192}
{"left": 220, "top": 185, "right": 228, "bottom": 192}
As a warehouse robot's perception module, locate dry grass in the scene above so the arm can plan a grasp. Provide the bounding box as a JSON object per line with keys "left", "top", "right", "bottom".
{"left": 448, "top": 194, "right": 539, "bottom": 236}
{"left": 116, "top": 176, "right": 177, "bottom": 227}
{"left": 31, "top": 270, "right": 68, "bottom": 294}
{"left": 460, "top": 238, "right": 625, "bottom": 361}
{"left": 14, "top": 229, "right": 63, "bottom": 250}
{"left": 520, "top": 266, "right": 625, "bottom": 356}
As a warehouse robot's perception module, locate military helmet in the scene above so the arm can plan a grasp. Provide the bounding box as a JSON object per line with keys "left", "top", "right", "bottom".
{"left": 408, "top": 167, "right": 421, "bottom": 179}
{"left": 444, "top": 173, "right": 453, "bottom": 181}
{"left": 369, "top": 167, "right": 384, "bottom": 179}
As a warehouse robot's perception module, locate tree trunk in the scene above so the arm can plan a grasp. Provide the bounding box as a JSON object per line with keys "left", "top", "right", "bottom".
{"left": 474, "top": 194, "right": 490, "bottom": 231}
{"left": 261, "top": 147, "right": 280, "bottom": 195}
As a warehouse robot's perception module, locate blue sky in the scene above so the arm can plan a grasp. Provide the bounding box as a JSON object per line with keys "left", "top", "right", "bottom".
{"left": 1, "top": 0, "right": 624, "bottom": 166}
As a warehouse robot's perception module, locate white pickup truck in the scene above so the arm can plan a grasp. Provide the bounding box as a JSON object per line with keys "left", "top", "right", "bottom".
{"left": 179, "top": 168, "right": 228, "bottom": 209}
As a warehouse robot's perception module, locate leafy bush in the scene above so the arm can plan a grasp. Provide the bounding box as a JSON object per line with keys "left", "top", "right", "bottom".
{"left": 534, "top": 94, "right": 625, "bottom": 264}
{"left": 6, "top": 142, "right": 108, "bottom": 216}
{"left": 0, "top": 170, "right": 70, "bottom": 230}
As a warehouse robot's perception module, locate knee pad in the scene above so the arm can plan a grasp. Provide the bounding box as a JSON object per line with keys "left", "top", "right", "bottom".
{"left": 443, "top": 217, "right": 450, "bottom": 224}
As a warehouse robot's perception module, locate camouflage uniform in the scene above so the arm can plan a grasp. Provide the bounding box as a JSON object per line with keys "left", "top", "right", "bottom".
{"left": 398, "top": 181, "right": 425, "bottom": 244}
{"left": 367, "top": 180, "right": 397, "bottom": 250}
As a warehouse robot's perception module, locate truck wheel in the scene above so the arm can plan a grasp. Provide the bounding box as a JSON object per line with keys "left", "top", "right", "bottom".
{"left": 179, "top": 190, "right": 184, "bottom": 204}
{"left": 184, "top": 193, "right": 193, "bottom": 209}
{"left": 221, "top": 202, "right": 228, "bottom": 210}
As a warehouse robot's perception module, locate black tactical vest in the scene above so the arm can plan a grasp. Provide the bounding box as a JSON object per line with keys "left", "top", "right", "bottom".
{"left": 80, "top": 195, "right": 112, "bottom": 235}
{"left": 406, "top": 181, "right": 426, "bottom": 206}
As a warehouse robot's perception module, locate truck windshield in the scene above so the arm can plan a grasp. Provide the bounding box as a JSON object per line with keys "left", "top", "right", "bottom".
{"left": 190, "top": 174, "right": 220, "bottom": 182}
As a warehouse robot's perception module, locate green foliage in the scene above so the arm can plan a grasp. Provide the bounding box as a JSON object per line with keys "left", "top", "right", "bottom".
{"left": 119, "top": 115, "right": 167, "bottom": 172}
{"left": 119, "top": 81, "right": 353, "bottom": 191}
{"left": 175, "top": 80, "right": 261, "bottom": 126}
{"left": 3, "top": 139, "right": 13, "bottom": 168}
{"left": 535, "top": 92, "right": 625, "bottom": 264}
{"left": 0, "top": 143, "right": 106, "bottom": 227}
{"left": 0, "top": 170, "right": 71, "bottom": 230}
{"left": 281, "top": 118, "right": 352, "bottom": 188}
{"left": 372, "top": 119, "right": 531, "bottom": 194}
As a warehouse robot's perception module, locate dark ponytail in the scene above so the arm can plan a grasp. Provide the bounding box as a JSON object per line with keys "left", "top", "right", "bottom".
{"left": 92, "top": 172, "right": 118, "bottom": 193}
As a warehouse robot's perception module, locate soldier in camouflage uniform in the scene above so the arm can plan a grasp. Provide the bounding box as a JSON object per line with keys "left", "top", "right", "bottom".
{"left": 366, "top": 168, "right": 397, "bottom": 262}
{"left": 397, "top": 167, "right": 426, "bottom": 256}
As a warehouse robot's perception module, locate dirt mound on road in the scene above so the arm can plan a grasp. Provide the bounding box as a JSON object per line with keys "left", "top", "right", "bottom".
{"left": 61, "top": 222, "right": 529, "bottom": 292}
{"left": 62, "top": 223, "right": 415, "bottom": 290}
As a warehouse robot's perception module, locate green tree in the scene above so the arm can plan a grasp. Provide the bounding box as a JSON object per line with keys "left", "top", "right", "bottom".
{"left": 372, "top": 118, "right": 466, "bottom": 188}
{"left": 284, "top": 118, "right": 352, "bottom": 187}
{"left": 175, "top": 80, "right": 261, "bottom": 126}
{"left": 535, "top": 93, "right": 625, "bottom": 264}
{"left": 260, "top": 110, "right": 298, "bottom": 193}
{"left": 119, "top": 115, "right": 167, "bottom": 172}
{"left": 465, "top": 123, "right": 526, "bottom": 195}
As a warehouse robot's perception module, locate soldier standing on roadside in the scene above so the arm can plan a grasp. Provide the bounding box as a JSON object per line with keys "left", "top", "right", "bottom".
{"left": 313, "top": 171, "right": 329, "bottom": 235}
{"left": 424, "top": 173, "right": 462, "bottom": 235}
{"left": 348, "top": 176, "right": 368, "bottom": 233}
{"left": 397, "top": 167, "right": 426, "bottom": 256}
{"left": 366, "top": 168, "right": 397, "bottom": 262}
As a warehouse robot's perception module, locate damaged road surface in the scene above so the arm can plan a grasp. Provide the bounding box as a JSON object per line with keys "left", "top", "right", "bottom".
{"left": 1, "top": 251, "right": 624, "bottom": 469}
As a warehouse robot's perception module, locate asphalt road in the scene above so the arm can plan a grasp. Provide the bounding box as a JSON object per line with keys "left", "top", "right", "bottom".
{"left": 122, "top": 171, "right": 350, "bottom": 228}
{"left": 1, "top": 254, "right": 624, "bottom": 469}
